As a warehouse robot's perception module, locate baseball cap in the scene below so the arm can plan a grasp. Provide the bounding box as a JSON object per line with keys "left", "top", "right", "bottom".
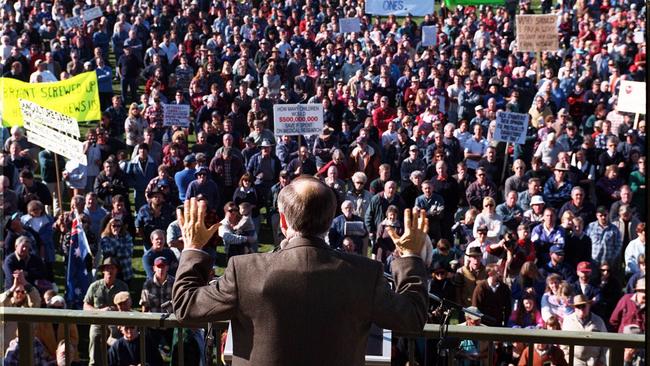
{"left": 549, "top": 244, "right": 564, "bottom": 254}
{"left": 113, "top": 291, "right": 131, "bottom": 305}
{"left": 184, "top": 154, "right": 197, "bottom": 163}
{"left": 577, "top": 261, "right": 592, "bottom": 273}
{"left": 154, "top": 256, "right": 169, "bottom": 267}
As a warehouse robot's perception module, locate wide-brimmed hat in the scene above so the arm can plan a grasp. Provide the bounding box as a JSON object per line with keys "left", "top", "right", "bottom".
{"left": 320, "top": 127, "right": 334, "bottom": 139}
{"left": 465, "top": 246, "right": 482, "bottom": 257}
{"left": 554, "top": 162, "right": 569, "bottom": 171}
{"left": 99, "top": 257, "right": 120, "bottom": 271}
{"left": 260, "top": 139, "right": 274, "bottom": 148}
{"left": 465, "top": 306, "right": 483, "bottom": 321}
{"left": 572, "top": 294, "right": 592, "bottom": 307}
{"left": 530, "top": 195, "right": 545, "bottom": 205}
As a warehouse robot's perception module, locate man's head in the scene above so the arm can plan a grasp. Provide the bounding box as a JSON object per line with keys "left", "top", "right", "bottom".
{"left": 113, "top": 291, "right": 131, "bottom": 311}
{"left": 15, "top": 236, "right": 31, "bottom": 259}
{"left": 100, "top": 258, "right": 119, "bottom": 284}
{"left": 596, "top": 207, "right": 609, "bottom": 226}
{"left": 341, "top": 200, "right": 354, "bottom": 219}
{"left": 150, "top": 229, "right": 165, "bottom": 251}
{"left": 572, "top": 294, "right": 592, "bottom": 320}
{"left": 383, "top": 181, "right": 397, "bottom": 199}
{"left": 571, "top": 187, "right": 585, "bottom": 206}
{"left": 278, "top": 176, "right": 337, "bottom": 239}
{"left": 153, "top": 256, "right": 169, "bottom": 279}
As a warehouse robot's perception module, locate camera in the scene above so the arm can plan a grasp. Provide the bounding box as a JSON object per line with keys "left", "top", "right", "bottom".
{"left": 502, "top": 231, "right": 517, "bottom": 250}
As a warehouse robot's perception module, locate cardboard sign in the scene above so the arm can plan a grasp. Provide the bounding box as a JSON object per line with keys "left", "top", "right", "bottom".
{"left": 493, "top": 111, "right": 529, "bottom": 145}
{"left": 162, "top": 103, "right": 191, "bottom": 127}
{"left": 83, "top": 6, "right": 103, "bottom": 21}
{"left": 422, "top": 26, "right": 438, "bottom": 47}
{"left": 617, "top": 80, "right": 646, "bottom": 114}
{"left": 20, "top": 100, "right": 87, "bottom": 164}
{"left": 62, "top": 16, "right": 83, "bottom": 30}
{"left": 365, "top": 0, "right": 434, "bottom": 16}
{"left": 515, "top": 14, "right": 559, "bottom": 52}
{"left": 19, "top": 99, "right": 80, "bottom": 137}
{"left": 339, "top": 17, "right": 361, "bottom": 33}
{"left": 273, "top": 104, "right": 324, "bottom": 136}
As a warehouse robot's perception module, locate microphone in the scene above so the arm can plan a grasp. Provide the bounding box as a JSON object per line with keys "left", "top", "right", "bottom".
{"left": 385, "top": 272, "right": 496, "bottom": 324}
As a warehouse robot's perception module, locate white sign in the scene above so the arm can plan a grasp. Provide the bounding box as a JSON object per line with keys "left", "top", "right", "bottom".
{"left": 494, "top": 111, "right": 529, "bottom": 145}
{"left": 339, "top": 17, "right": 361, "bottom": 33}
{"left": 83, "top": 6, "right": 103, "bottom": 21}
{"left": 515, "top": 14, "right": 559, "bottom": 52}
{"left": 62, "top": 16, "right": 83, "bottom": 30}
{"left": 273, "top": 104, "right": 324, "bottom": 136}
{"left": 20, "top": 100, "right": 86, "bottom": 164}
{"left": 365, "top": 0, "right": 434, "bottom": 16}
{"left": 617, "top": 80, "right": 646, "bottom": 114}
{"left": 422, "top": 26, "right": 438, "bottom": 47}
{"left": 162, "top": 104, "right": 190, "bottom": 127}
{"left": 19, "top": 99, "right": 80, "bottom": 137}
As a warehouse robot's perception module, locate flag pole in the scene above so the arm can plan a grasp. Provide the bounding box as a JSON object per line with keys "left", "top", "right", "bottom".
{"left": 53, "top": 152, "right": 64, "bottom": 215}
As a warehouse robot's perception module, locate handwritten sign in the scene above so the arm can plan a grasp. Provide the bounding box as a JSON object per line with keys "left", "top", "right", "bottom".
{"left": 617, "top": 80, "right": 646, "bottom": 114}
{"left": 162, "top": 104, "right": 190, "bottom": 127}
{"left": 516, "top": 14, "right": 559, "bottom": 52}
{"left": 62, "top": 16, "right": 83, "bottom": 30}
{"left": 20, "top": 100, "right": 87, "bottom": 164}
{"left": 422, "top": 26, "right": 438, "bottom": 47}
{"left": 19, "top": 99, "right": 80, "bottom": 137}
{"left": 493, "top": 111, "right": 529, "bottom": 145}
{"left": 83, "top": 6, "right": 103, "bottom": 21}
{"left": 339, "top": 17, "right": 361, "bottom": 33}
{"left": 273, "top": 104, "right": 324, "bottom": 136}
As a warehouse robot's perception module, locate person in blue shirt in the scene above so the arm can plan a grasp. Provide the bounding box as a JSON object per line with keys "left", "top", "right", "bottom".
{"left": 185, "top": 166, "right": 220, "bottom": 211}
{"left": 174, "top": 154, "right": 197, "bottom": 202}
{"left": 124, "top": 143, "right": 157, "bottom": 210}
{"left": 142, "top": 229, "right": 178, "bottom": 279}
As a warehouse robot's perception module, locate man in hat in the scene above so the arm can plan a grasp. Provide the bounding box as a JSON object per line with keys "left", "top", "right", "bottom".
{"left": 116, "top": 44, "right": 143, "bottom": 104}
{"left": 610, "top": 276, "right": 645, "bottom": 333}
{"left": 561, "top": 294, "right": 608, "bottom": 365}
{"left": 185, "top": 166, "right": 220, "bottom": 211}
{"left": 456, "top": 306, "right": 488, "bottom": 363}
{"left": 140, "top": 256, "right": 175, "bottom": 352}
{"left": 453, "top": 246, "right": 487, "bottom": 309}
{"left": 175, "top": 154, "right": 197, "bottom": 202}
{"left": 135, "top": 186, "right": 176, "bottom": 250}
{"left": 247, "top": 139, "right": 282, "bottom": 202}
{"left": 539, "top": 244, "right": 577, "bottom": 283}
{"left": 84, "top": 257, "right": 129, "bottom": 366}
{"left": 543, "top": 162, "right": 573, "bottom": 210}
{"left": 571, "top": 261, "right": 600, "bottom": 305}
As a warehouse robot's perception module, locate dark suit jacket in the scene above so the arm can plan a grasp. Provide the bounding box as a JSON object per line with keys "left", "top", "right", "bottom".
{"left": 173, "top": 236, "right": 428, "bottom": 365}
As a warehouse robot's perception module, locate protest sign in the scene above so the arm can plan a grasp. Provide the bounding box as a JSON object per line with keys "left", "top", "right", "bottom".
{"left": 1, "top": 71, "right": 101, "bottom": 127}
{"left": 339, "top": 17, "right": 361, "bottom": 33}
{"left": 515, "top": 14, "right": 559, "bottom": 52}
{"left": 83, "top": 6, "right": 103, "bottom": 21}
{"left": 444, "top": 0, "right": 504, "bottom": 7}
{"left": 617, "top": 80, "right": 646, "bottom": 114}
{"left": 494, "top": 111, "right": 529, "bottom": 145}
{"left": 365, "top": 0, "right": 434, "bottom": 16}
{"left": 163, "top": 104, "right": 191, "bottom": 127}
{"left": 20, "top": 100, "right": 87, "bottom": 164}
{"left": 273, "top": 104, "right": 324, "bottom": 136}
{"left": 62, "top": 16, "right": 83, "bottom": 30}
{"left": 19, "top": 99, "right": 80, "bottom": 137}
{"left": 422, "top": 26, "right": 438, "bottom": 47}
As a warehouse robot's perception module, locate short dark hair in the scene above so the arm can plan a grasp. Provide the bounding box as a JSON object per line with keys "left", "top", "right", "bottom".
{"left": 277, "top": 176, "right": 336, "bottom": 236}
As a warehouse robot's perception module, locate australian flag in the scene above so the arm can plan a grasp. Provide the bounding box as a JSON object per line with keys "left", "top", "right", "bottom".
{"left": 66, "top": 218, "right": 93, "bottom": 309}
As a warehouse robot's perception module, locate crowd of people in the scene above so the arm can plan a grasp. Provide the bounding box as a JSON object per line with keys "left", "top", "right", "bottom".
{"left": 0, "top": 0, "right": 646, "bottom": 364}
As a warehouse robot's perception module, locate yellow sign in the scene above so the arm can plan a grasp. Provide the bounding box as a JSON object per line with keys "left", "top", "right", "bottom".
{"left": 1, "top": 71, "right": 101, "bottom": 127}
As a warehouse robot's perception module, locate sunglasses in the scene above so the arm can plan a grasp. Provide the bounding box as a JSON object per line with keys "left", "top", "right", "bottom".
{"left": 111, "top": 224, "right": 122, "bottom": 228}
{"left": 227, "top": 209, "right": 239, "bottom": 213}
{"left": 574, "top": 304, "right": 587, "bottom": 309}
{"left": 14, "top": 290, "right": 26, "bottom": 294}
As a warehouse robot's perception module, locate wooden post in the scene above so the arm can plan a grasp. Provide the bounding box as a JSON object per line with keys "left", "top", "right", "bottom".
{"left": 501, "top": 142, "right": 510, "bottom": 185}
{"left": 53, "top": 152, "right": 64, "bottom": 215}
{"left": 536, "top": 51, "right": 541, "bottom": 83}
{"left": 633, "top": 113, "right": 639, "bottom": 130}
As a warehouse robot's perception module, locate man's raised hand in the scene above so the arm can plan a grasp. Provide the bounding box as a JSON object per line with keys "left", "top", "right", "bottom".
{"left": 387, "top": 208, "right": 429, "bottom": 257}
{"left": 178, "top": 198, "right": 220, "bottom": 250}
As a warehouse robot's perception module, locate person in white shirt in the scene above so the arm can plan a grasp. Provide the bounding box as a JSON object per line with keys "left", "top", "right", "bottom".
{"left": 624, "top": 223, "right": 645, "bottom": 275}
{"left": 463, "top": 123, "right": 488, "bottom": 172}
{"left": 29, "top": 60, "right": 57, "bottom": 83}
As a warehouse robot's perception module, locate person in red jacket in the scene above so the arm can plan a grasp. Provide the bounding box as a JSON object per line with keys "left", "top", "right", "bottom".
{"left": 609, "top": 277, "right": 646, "bottom": 333}
{"left": 372, "top": 95, "right": 396, "bottom": 135}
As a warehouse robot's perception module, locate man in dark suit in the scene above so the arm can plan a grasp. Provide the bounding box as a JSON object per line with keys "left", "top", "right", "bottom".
{"left": 173, "top": 176, "right": 430, "bottom": 365}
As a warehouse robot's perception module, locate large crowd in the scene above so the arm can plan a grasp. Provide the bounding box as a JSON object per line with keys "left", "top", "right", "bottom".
{"left": 0, "top": 0, "right": 646, "bottom": 364}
